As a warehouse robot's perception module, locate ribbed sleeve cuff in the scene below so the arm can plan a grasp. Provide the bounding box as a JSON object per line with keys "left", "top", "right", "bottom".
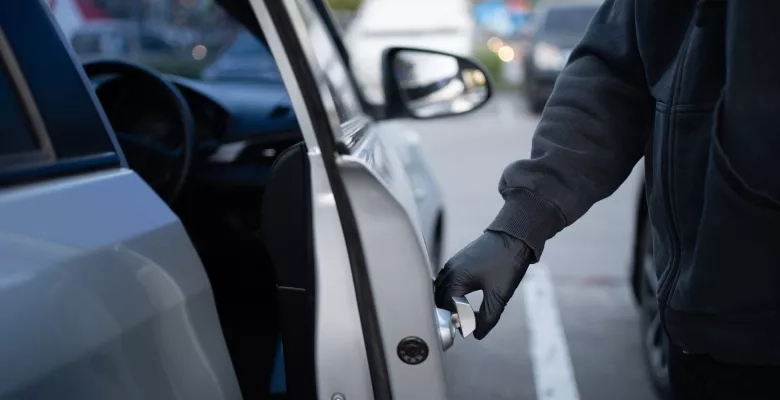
{"left": 486, "top": 188, "right": 567, "bottom": 262}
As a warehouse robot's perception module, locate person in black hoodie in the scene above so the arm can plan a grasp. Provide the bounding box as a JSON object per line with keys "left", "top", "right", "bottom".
{"left": 434, "top": 0, "right": 780, "bottom": 398}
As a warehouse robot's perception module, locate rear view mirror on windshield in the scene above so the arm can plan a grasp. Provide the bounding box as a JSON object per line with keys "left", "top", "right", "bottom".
{"left": 381, "top": 47, "right": 493, "bottom": 120}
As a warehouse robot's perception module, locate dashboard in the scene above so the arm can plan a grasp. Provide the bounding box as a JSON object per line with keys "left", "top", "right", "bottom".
{"left": 93, "top": 74, "right": 303, "bottom": 186}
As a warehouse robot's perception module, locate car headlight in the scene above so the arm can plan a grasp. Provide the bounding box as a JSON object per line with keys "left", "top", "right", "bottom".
{"left": 533, "top": 42, "right": 567, "bottom": 71}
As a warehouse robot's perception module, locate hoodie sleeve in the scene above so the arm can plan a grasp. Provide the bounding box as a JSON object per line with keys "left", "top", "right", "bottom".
{"left": 487, "top": 0, "right": 654, "bottom": 261}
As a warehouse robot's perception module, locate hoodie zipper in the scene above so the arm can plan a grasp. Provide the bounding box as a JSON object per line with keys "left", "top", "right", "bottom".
{"left": 660, "top": 1, "right": 727, "bottom": 309}
{"left": 658, "top": 29, "right": 694, "bottom": 309}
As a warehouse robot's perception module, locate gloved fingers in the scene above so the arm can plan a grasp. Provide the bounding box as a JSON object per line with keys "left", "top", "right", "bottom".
{"left": 433, "top": 263, "right": 452, "bottom": 289}
{"left": 474, "top": 289, "right": 508, "bottom": 340}
{"left": 434, "top": 266, "right": 478, "bottom": 311}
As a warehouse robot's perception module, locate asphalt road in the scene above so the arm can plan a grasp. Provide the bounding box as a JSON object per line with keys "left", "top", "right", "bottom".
{"left": 404, "top": 92, "right": 656, "bottom": 400}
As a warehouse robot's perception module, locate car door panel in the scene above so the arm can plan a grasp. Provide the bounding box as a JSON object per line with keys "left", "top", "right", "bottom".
{"left": 345, "top": 123, "right": 430, "bottom": 267}
{"left": 252, "top": 1, "right": 391, "bottom": 399}
{"left": 251, "top": 2, "right": 381, "bottom": 399}
{"left": 0, "top": 170, "right": 240, "bottom": 399}
{"left": 253, "top": 0, "right": 449, "bottom": 398}
{"left": 337, "top": 157, "right": 450, "bottom": 398}
{"left": 366, "top": 120, "right": 444, "bottom": 264}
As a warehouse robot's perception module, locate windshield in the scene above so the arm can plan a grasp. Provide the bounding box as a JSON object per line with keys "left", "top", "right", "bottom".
{"left": 221, "top": 31, "right": 271, "bottom": 56}
{"left": 201, "top": 31, "right": 281, "bottom": 82}
{"left": 71, "top": 33, "right": 104, "bottom": 54}
{"left": 542, "top": 6, "right": 599, "bottom": 34}
{"left": 48, "top": 0, "right": 279, "bottom": 82}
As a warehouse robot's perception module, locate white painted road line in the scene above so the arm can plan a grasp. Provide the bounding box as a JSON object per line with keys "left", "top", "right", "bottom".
{"left": 523, "top": 263, "right": 581, "bottom": 400}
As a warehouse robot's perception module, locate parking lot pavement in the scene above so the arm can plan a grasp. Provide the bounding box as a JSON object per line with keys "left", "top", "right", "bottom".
{"left": 405, "top": 92, "right": 657, "bottom": 400}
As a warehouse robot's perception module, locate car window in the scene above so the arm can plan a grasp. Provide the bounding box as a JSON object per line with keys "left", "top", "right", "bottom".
{"left": 48, "top": 0, "right": 269, "bottom": 81}
{"left": 200, "top": 31, "right": 282, "bottom": 82}
{"left": 71, "top": 33, "right": 103, "bottom": 55}
{"left": 542, "top": 6, "right": 599, "bottom": 34}
{"left": 224, "top": 32, "right": 271, "bottom": 56}
{"left": 0, "top": 64, "right": 38, "bottom": 158}
{"left": 139, "top": 33, "right": 173, "bottom": 51}
{"left": 1, "top": 0, "right": 132, "bottom": 176}
{"left": 295, "top": 0, "right": 364, "bottom": 123}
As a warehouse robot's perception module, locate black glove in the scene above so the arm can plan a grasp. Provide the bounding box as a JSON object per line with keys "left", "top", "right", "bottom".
{"left": 434, "top": 230, "right": 532, "bottom": 340}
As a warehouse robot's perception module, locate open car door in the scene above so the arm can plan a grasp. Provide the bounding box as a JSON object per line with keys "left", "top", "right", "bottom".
{"left": 252, "top": 0, "right": 492, "bottom": 398}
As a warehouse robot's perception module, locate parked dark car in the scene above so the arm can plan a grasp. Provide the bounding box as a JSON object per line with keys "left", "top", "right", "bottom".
{"left": 631, "top": 178, "right": 671, "bottom": 398}
{"left": 521, "top": 1, "right": 600, "bottom": 113}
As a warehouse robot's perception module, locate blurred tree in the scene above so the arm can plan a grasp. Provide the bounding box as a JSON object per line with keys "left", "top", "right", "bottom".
{"left": 328, "top": 0, "right": 362, "bottom": 11}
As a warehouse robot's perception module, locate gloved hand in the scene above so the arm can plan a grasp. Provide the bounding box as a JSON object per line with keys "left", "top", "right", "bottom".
{"left": 434, "top": 230, "right": 532, "bottom": 340}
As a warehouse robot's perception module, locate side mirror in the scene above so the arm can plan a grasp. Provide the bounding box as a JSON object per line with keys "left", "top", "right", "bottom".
{"left": 381, "top": 47, "right": 493, "bottom": 120}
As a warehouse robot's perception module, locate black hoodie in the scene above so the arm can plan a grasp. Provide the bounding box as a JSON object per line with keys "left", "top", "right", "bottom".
{"left": 488, "top": 0, "right": 780, "bottom": 365}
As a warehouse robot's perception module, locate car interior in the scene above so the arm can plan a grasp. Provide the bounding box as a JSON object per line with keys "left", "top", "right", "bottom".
{"left": 82, "top": 2, "right": 318, "bottom": 398}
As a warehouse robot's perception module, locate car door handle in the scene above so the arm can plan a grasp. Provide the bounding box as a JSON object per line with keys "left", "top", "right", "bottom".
{"left": 436, "top": 296, "right": 476, "bottom": 351}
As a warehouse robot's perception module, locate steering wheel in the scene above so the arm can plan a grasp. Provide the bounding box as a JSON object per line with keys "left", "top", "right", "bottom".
{"left": 83, "top": 59, "right": 195, "bottom": 204}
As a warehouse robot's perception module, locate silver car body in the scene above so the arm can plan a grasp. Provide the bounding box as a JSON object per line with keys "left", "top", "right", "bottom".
{"left": 0, "top": 0, "right": 474, "bottom": 398}
{"left": 0, "top": 170, "right": 240, "bottom": 399}
{"left": 376, "top": 120, "right": 445, "bottom": 272}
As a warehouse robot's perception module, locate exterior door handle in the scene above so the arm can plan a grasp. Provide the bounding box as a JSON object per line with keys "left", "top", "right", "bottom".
{"left": 436, "top": 296, "right": 476, "bottom": 351}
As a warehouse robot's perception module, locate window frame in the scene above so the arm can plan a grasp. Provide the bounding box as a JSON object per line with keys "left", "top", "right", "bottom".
{"left": 0, "top": 26, "right": 56, "bottom": 172}
{"left": 0, "top": 0, "right": 122, "bottom": 188}
{"left": 296, "top": 0, "right": 366, "bottom": 125}
{"left": 295, "top": 0, "right": 377, "bottom": 148}
{"left": 308, "top": 0, "right": 386, "bottom": 118}
{"left": 257, "top": 0, "right": 393, "bottom": 398}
